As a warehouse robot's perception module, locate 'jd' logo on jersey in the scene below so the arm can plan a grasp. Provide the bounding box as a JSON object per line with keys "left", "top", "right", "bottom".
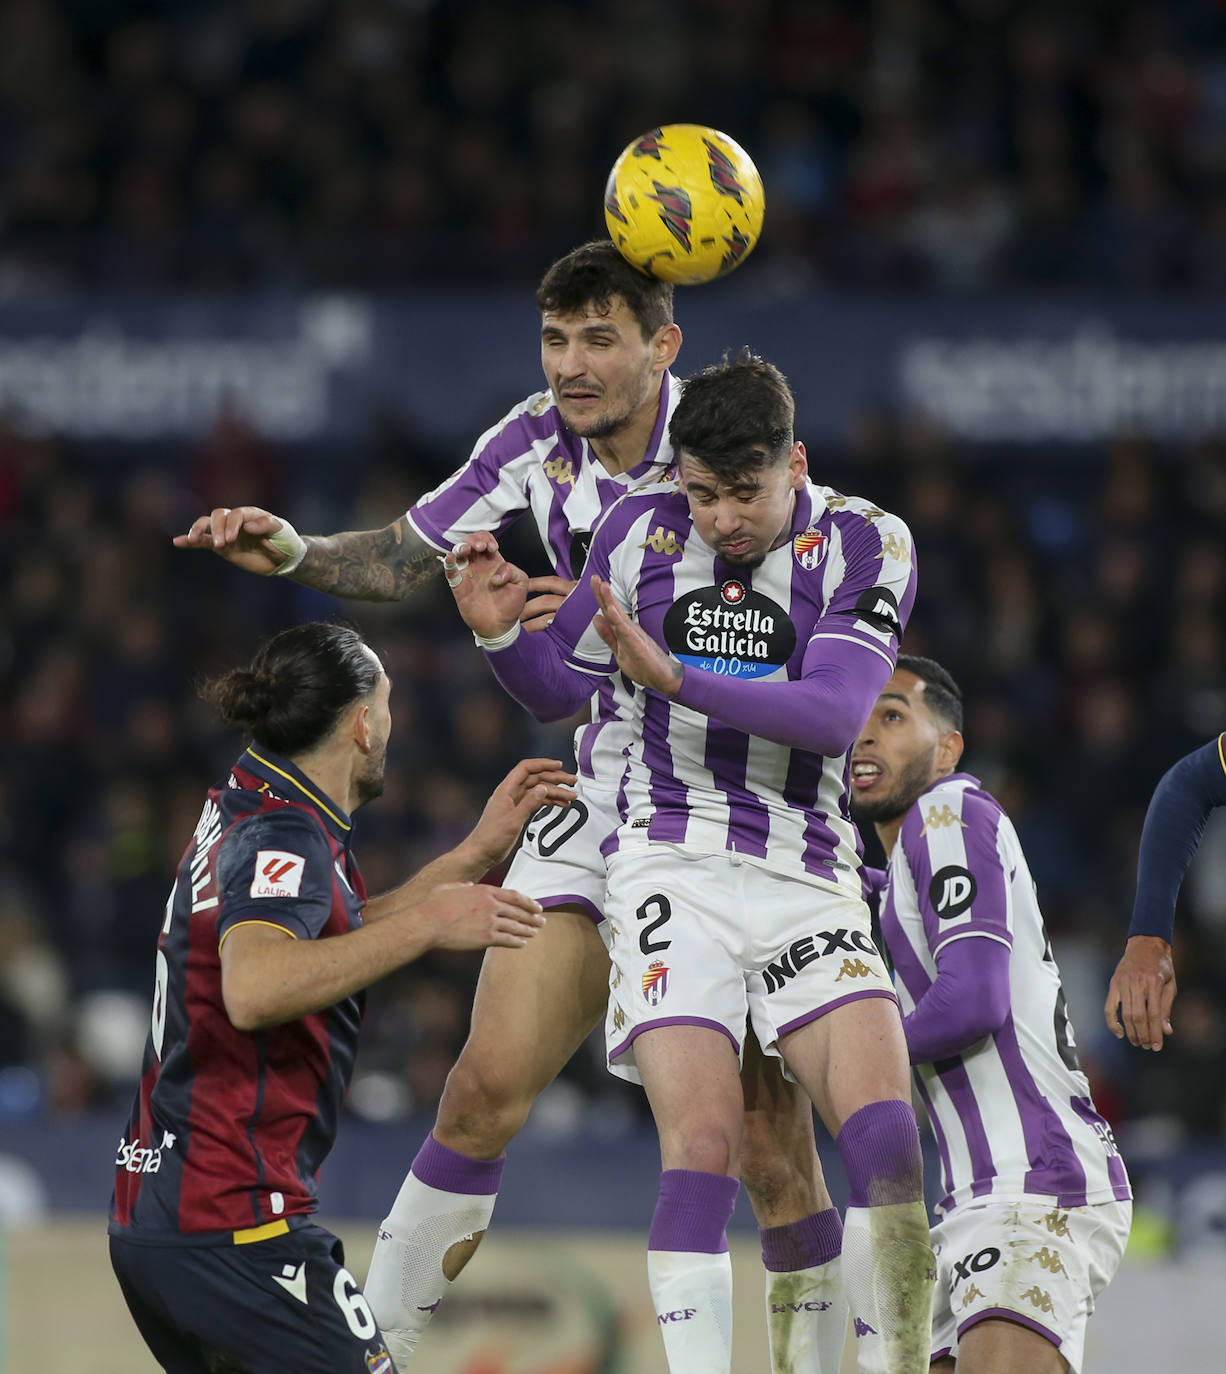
{"left": 663, "top": 580, "right": 796, "bottom": 680}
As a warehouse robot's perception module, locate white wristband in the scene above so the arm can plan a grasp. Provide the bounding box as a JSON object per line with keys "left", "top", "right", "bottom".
{"left": 267, "top": 519, "right": 308, "bottom": 576}
{"left": 474, "top": 622, "right": 522, "bottom": 652}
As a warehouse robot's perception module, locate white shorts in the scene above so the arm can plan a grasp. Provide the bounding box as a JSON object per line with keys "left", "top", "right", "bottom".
{"left": 930, "top": 1195, "right": 1133, "bottom": 1372}
{"left": 602, "top": 847, "right": 895, "bottom": 1084}
{"left": 503, "top": 780, "right": 619, "bottom": 928}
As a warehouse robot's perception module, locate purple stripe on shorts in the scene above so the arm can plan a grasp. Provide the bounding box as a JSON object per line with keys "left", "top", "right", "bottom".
{"left": 774, "top": 989, "right": 898, "bottom": 1042}
{"left": 410, "top": 1133, "right": 505, "bottom": 1195}
{"left": 536, "top": 893, "right": 604, "bottom": 923}
{"left": 959, "top": 1307, "right": 1061, "bottom": 1348}
{"left": 933, "top": 1059, "right": 997, "bottom": 1198}
{"left": 608, "top": 1016, "right": 741, "bottom": 1065}
{"left": 931, "top": 1348, "right": 953, "bottom": 1363}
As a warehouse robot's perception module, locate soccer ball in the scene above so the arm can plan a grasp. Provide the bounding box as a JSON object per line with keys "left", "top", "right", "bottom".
{"left": 603, "top": 124, "right": 765, "bottom": 285}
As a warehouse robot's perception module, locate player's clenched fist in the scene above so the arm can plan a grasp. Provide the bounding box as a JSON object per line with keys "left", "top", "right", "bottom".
{"left": 173, "top": 505, "right": 307, "bottom": 576}
{"left": 416, "top": 882, "right": 546, "bottom": 950}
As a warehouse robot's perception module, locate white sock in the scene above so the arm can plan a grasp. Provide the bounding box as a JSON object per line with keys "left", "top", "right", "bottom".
{"left": 364, "top": 1167, "right": 499, "bottom": 1364}
{"left": 841, "top": 1201, "right": 935, "bottom": 1374}
{"left": 647, "top": 1249, "right": 734, "bottom": 1374}
{"left": 766, "top": 1257, "right": 848, "bottom": 1374}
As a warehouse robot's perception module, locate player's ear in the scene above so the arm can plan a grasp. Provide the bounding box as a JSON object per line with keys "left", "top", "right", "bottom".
{"left": 938, "top": 729, "right": 964, "bottom": 773}
{"left": 789, "top": 441, "right": 808, "bottom": 488}
{"left": 653, "top": 322, "right": 682, "bottom": 371}
{"left": 352, "top": 701, "right": 372, "bottom": 752}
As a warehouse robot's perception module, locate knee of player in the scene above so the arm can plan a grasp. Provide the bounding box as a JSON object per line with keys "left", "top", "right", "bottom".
{"left": 661, "top": 1123, "right": 742, "bottom": 1177}
{"left": 436, "top": 1058, "right": 534, "bottom": 1149}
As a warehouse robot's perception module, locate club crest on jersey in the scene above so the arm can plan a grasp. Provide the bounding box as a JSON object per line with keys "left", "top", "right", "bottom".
{"left": 365, "top": 1349, "right": 394, "bottom": 1374}
{"left": 793, "top": 529, "right": 828, "bottom": 570}
{"left": 251, "top": 850, "right": 306, "bottom": 898}
{"left": 642, "top": 961, "right": 669, "bottom": 1006}
{"left": 663, "top": 584, "right": 796, "bottom": 680}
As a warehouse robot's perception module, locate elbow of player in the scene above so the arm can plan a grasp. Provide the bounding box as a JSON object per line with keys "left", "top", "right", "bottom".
{"left": 221, "top": 976, "right": 283, "bottom": 1032}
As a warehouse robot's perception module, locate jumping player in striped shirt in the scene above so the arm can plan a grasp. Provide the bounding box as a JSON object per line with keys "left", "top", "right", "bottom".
{"left": 174, "top": 245, "right": 848, "bottom": 1374}
{"left": 443, "top": 352, "right": 936, "bottom": 1374}
{"left": 109, "top": 622, "right": 571, "bottom": 1373}
{"left": 850, "top": 656, "right": 1132, "bottom": 1374}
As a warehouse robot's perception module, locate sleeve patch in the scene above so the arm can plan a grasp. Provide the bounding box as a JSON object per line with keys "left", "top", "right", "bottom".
{"left": 852, "top": 585, "right": 901, "bottom": 638}
{"left": 929, "top": 864, "right": 977, "bottom": 919}
{"left": 251, "top": 850, "right": 306, "bottom": 898}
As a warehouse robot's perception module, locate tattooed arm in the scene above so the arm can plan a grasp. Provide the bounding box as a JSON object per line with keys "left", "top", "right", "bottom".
{"left": 296, "top": 518, "right": 441, "bottom": 600}
{"left": 174, "top": 505, "right": 441, "bottom": 602}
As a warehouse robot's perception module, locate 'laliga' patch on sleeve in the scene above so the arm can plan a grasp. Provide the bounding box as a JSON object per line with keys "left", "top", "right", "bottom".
{"left": 251, "top": 850, "right": 306, "bottom": 898}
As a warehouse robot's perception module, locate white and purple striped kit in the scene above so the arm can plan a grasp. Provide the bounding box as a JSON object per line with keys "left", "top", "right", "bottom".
{"left": 880, "top": 773, "right": 1132, "bottom": 1216}
{"left": 549, "top": 480, "right": 917, "bottom": 894}
{"left": 405, "top": 376, "right": 681, "bottom": 789}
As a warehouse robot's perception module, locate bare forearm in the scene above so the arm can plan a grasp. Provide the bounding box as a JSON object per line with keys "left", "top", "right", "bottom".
{"left": 293, "top": 517, "right": 441, "bottom": 601}
{"left": 225, "top": 920, "right": 433, "bottom": 1029}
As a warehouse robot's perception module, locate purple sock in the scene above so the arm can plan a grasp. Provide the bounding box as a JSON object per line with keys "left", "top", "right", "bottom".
{"left": 760, "top": 1207, "right": 843, "bottom": 1273}
{"left": 835, "top": 1099, "right": 923, "bottom": 1208}
{"left": 410, "top": 1132, "right": 505, "bottom": 1195}
{"left": 647, "top": 1168, "right": 740, "bottom": 1254}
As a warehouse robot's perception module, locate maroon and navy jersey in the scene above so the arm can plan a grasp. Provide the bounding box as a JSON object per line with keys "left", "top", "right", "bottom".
{"left": 109, "top": 746, "right": 367, "bottom": 1244}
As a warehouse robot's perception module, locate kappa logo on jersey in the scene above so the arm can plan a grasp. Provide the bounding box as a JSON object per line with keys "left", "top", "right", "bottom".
{"left": 640, "top": 525, "right": 684, "bottom": 556}
{"left": 852, "top": 585, "right": 902, "bottom": 638}
{"left": 877, "top": 532, "right": 912, "bottom": 563}
{"left": 251, "top": 850, "right": 306, "bottom": 898}
{"left": 921, "top": 804, "right": 967, "bottom": 835}
{"left": 793, "top": 528, "right": 828, "bottom": 570}
{"left": 930, "top": 864, "right": 977, "bottom": 919}
{"left": 543, "top": 454, "right": 576, "bottom": 487}
{"left": 664, "top": 584, "right": 797, "bottom": 680}
{"left": 762, "top": 927, "right": 880, "bottom": 994}
{"left": 642, "top": 960, "right": 669, "bottom": 1005}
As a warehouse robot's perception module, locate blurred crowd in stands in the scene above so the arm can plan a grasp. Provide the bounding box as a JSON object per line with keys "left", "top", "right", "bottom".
{"left": 4, "top": 403, "right": 1226, "bottom": 1153}
{"left": 3, "top": 0, "right": 1226, "bottom": 291}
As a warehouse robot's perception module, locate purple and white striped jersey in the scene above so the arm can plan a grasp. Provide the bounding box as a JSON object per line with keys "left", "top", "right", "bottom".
{"left": 496, "top": 479, "right": 916, "bottom": 893}
{"left": 406, "top": 377, "right": 680, "bottom": 786}
{"left": 880, "top": 773, "right": 1132, "bottom": 1215}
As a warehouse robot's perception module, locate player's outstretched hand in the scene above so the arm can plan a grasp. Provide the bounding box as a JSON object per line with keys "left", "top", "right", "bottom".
{"left": 591, "top": 575, "right": 683, "bottom": 697}
{"left": 469, "top": 757, "right": 578, "bottom": 866}
{"left": 417, "top": 881, "right": 546, "bottom": 950}
{"left": 522, "top": 575, "right": 577, "bottom": 632}
{"left": 442, "top": 533, "right": 529, "bottom": 638}
{"left": 1105, "top": 935, "right": 1177, "bottom": 1051}
{"left": 172, "top": 506, "right": 303, "bottom": 576}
